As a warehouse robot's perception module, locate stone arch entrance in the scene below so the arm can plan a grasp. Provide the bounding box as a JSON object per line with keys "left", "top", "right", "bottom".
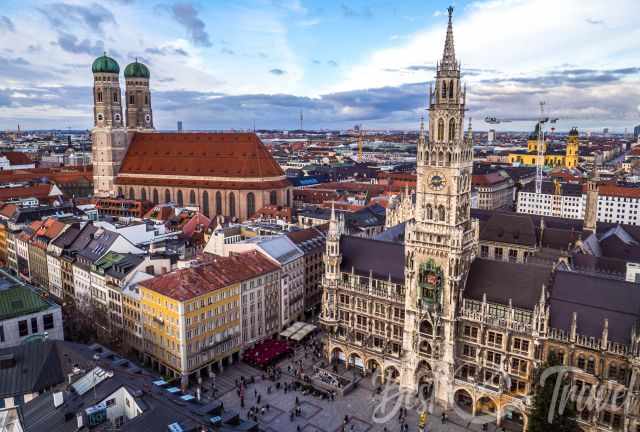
{"left": 384, "top": 365, "right": 400, "bottom": 383}
{"left": 416, "top": 360, "right": 433, "bottom": 399}
{"left": 454, "top": 388, "right": 473, "bottom": 414}
{"left": 331, "top": 347, "right": 345, "bottom": 364}
{"left": 477, "top": 396, "right": 498, "bottom": 417}
{"left": 367, "top": 359, "right": 382, "bottom": 384}
{"left": 502, "top": 405, "right": 526, "bottom": 431}
{"left": 348, "top": 352, "right": 364, "bottom": 370}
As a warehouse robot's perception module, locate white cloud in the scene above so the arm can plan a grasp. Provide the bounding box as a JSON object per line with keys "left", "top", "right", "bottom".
{"left": 329, "top": 0, "right": 640, "bottom": 94}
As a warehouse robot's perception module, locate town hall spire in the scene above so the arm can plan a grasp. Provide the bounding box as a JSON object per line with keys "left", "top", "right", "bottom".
{"left": 440, "top": 6, "right": 457, "bottom": 71}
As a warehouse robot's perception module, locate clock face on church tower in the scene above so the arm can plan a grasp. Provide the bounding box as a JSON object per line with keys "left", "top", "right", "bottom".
{"left": 429, "top": 172, "right": 446, "bottom": 190}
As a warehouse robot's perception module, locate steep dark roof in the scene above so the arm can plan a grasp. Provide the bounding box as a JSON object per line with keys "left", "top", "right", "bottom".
{"left": 464, "top": 259, "right": 552, "bottom": 309}
{"left": 572, "top": 253, "right": 627, "bottom": 276}
{"left": 479, "top": 212, "right": 537, "bottom": 247}
{"left": 0, "top": 341, "right": 88, "bottom": 398}
{"left": 550, "top": 270, "right": 640, "bottom": 344}
{"left": 339, "top": 236, "right": 404, "bottom": 283}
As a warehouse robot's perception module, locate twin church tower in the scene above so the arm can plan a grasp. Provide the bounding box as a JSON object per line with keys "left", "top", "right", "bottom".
{"left": 91, "top": 55, "right": 154, "bottom": 197}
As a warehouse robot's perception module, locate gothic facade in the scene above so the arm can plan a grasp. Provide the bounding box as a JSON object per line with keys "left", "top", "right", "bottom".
{"left": 320, "top": 9, "right": 640, "bottom": 432}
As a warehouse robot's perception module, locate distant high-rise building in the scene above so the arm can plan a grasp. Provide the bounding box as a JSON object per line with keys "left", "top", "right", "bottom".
{"left": 633, "top": 124, "right": 640, "bottom": 140}
{"left": 487, "top": 129, "right": 495, "bottom": 144}
{"left": 603, "top": 127, "right": 609, "bottom": 135}
{"left": 177, "top": 121, "right": 183, "bottom": 132}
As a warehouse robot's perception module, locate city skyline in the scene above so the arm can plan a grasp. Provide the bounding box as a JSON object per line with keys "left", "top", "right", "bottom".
{"left": 0, "top": 0, "right": 639, "bottom": 131}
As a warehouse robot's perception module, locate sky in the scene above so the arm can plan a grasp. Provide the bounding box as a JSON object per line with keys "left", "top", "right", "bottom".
{"left": 1, "top": 0, "right": 640, "bottom": 132}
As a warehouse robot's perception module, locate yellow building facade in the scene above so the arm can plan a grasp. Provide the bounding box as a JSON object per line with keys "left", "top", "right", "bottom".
{"left": 508, "top": 127, "right": 580, "bottom": 169}
{"left": 140, "top": 276, "right": 241, "bottom": 388}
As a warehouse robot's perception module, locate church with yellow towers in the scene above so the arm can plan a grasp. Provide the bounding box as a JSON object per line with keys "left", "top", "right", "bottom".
{"left": 507, "top": 126, "right": 580, "bottom": 169}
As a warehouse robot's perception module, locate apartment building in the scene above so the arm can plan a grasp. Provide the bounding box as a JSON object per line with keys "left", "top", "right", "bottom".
{"left": 140, "top": 251, "right": 276, "bottom": 388}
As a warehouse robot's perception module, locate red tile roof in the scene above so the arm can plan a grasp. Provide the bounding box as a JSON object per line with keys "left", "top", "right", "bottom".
{"left": 182, "top": 212, "right": 211, "bottom": 238}
{"left": 141, "top": 251, "right": 280, "bottom": 301}
{"left": 472, "top": 172, "right": 510, "bottom": 186}
{"left": 1, "top": 152, "right": 33, "bottom": 166}
{"left": 598, "top": 184, "right": 640, "bottom": 199}
{"left": 0, "top": 203, "right": 17, "bottom": 219}
{"left": 0, "top": 184, "right": 59, "bottom": 201}
{"left": 118, "top": 132, "right": 285, "bottom": 179}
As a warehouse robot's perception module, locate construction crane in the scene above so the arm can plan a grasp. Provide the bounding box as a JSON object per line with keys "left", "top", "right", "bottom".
{"left": 535, "top": 101, "right": 548, "bottom": 195}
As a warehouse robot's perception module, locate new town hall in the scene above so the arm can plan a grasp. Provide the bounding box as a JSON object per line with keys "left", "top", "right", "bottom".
{"left": 321, "top": 9, "right": 640, "bottom": 432}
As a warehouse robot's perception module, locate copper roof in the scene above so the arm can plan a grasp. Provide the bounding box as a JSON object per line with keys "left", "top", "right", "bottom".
{"left": 118, "top": 132, "right": 285, "bottom": 179}
{"left": 141, "top": 251, "right": 280, "bottom": 301}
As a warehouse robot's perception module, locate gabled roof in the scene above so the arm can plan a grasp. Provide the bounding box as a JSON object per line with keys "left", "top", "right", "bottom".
{"left": 479, "top": 212, "right": 536, "bottom": 247}
{"left": 181, "top": 212, "right": 211, "bottom": 238}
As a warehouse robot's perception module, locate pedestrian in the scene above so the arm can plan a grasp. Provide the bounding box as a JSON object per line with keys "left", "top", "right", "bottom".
{"left": 295, "top": 396, "right": 299, "bottom": 405}
{"left": 261, "top": 407, "right": 265, "bottom": 416}
{"left": 257, "top": 394, "right": 261, "bottom": 404}
{"left": 441, "top": 412, "right": 447, "bottom": 424}
{"left": 240, "top": 396, "right": 245, "bottom": 408}
{"left": 266, "top": 403, "right": 270, "bottom": 412}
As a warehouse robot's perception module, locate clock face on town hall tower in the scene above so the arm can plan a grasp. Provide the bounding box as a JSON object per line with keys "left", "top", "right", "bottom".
{"left": 429, "top": 172, "right": 446, "bottom": 191}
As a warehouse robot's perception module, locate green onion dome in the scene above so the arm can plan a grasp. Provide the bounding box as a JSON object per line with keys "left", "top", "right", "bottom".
{"left": 92, "top": 53, "right": 120, "bottom": 74}
{"left": 124, "top": 60, "right": 150, "bottom": 79}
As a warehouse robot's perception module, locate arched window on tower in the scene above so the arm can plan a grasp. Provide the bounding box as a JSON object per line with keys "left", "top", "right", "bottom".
{"left": 438, "top": 151, "right": 444, "bottom": 166}
{"left": 215, "top": 191, "right": 222, "bottom": 215}
{"left": 229, "top": 193, "right": 236, "bottom": 218}
{"left": 189, "top": 190, "right": 196, "bottom": 205}
{"left": 269, "top": 191, "right": 277, "bottom": 206}
{"left": 441, "top": 81, "right": 447, "bottom": 100}
{"left": 129, "top": 188, "right": 135, "bottom": 200}
{"left": 177, "top": 190, "right": 184, "bottom": 207}
{"left": 117, "top": 187, "right": 123, "bottom": 197}
{"left": 247, "top": 192, "right": 256, "bottom": 218}
{"left": 164, "top": 189, "right": 171, "bottom": 203}
{"left": 449, "top": 80, "right": 454, "bottom": 99}
{"left": 202, "top": 191, "right": 210, "bottom": 217}
{"left": 141, "top": 189, "right": 147, "bottom": 201}
{"left": 438, "top": 206, "right": 446, "bottom": 222}
{"left": 153, "top": 189, "right": 159, "bottom": 204}
{"left": 449, "top": 118, "right": 456, "bottom": 142}
{"left": 129, "top": 95, "right": 135, "bottom": 105}
{"left": 113, "top": 92, "right": 118, "bottom": 103}
{"left": 426, "top": 204, "right": 433, "bottom": 220}
{"left": 437, "top": 119, "right": 445, "bottom": 141}
{"left": 145, "top": 94, "right": 149, "bottom": 105}
{"left": 97, "top": 91, "right": 103, "bottom": 103}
